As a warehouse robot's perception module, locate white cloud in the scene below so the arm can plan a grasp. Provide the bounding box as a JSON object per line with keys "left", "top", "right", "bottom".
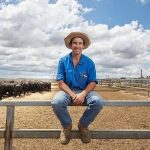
{"left": 137, "top": 0, "right": 150, "bottom": 4}
{"left": 0, "top": 0, "right": 150, "bottom": 79}
{"left": 84, "top": 21, "right": 150, "bottom": 78}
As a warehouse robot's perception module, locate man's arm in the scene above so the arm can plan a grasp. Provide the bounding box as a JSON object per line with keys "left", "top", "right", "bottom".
{"left": 58, "top": 80, "right": 77, "bottom": 100}
{"left": 82, "top": 81, "right": 96, "bottom": 96}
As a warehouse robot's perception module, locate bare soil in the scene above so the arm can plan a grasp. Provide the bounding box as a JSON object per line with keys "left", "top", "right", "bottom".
{"left": 0, "top": 87, "right": 150, "bottom": 150}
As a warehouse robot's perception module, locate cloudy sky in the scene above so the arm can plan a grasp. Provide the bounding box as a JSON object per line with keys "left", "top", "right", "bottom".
{"left": 0, "top": 0, "right": 150, "bottom": 79}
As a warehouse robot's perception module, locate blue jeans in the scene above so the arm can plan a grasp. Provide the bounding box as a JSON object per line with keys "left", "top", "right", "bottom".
{"left": 51, "top": 89, "right": 104, "bottom": 128}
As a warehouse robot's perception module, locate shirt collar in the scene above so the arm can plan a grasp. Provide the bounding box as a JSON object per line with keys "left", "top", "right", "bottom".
{"left": 79, "top": 55, "right": 84, "bottom": 64}
{"left": 69, "top": 52, "right": 84, "bottom": 65}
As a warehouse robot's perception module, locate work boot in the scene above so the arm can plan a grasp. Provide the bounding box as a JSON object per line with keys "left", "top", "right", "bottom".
{"left": 78, "top": 123, "right": 91, "bottom": 143}
{"left": 60, "top": 125, "right": 72, "bottom": 145}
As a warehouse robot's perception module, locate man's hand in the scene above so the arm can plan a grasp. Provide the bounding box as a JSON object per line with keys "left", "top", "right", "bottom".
{"left": 73, "top": 90, "right": 87, "bottom": 105}
{"left": 71, "top": 93, "right": 77, "bottom": 101}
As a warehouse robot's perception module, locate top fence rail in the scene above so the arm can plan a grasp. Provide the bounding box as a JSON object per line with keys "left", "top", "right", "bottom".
{"left": 0, "top": 100, "right": 150, "bottom": 107}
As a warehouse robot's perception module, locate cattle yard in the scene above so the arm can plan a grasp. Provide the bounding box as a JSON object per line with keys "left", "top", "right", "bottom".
{"left": 0, "top": 79, "right": 51, "bottom": 100}
{"left": 1, "top": 78, "right": 150, "bottom": 99}
{"left": 1, "top": 78, "right": 150, "bottom": 100}
{"left": 0, "top": 80, "right": 150, "bottom": 150}
{"left": 98, "top": 78, "right": 150, "bottom": 96}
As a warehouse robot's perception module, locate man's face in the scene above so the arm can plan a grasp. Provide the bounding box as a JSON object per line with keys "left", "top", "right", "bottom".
{"left": 70, "top": 37, "right": 85, "bottom": 55}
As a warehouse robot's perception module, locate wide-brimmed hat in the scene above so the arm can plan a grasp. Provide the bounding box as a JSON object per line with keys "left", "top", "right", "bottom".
{"left": 64, "top": 32, "right": 91, "bottom": 49}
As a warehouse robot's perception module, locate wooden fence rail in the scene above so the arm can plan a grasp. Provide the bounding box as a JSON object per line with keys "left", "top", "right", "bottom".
{"left": 98, "top": 79, "right": 150, "bottom": 96}
{"left": 0, "top": 100, "right": 150, "bottom": 150}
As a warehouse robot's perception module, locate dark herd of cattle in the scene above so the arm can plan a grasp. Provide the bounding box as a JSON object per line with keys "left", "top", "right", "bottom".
{"left": 0, "top": 80, "right": 51, "bottom": 100}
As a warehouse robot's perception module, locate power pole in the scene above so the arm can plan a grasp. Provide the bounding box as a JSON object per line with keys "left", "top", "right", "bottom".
{"left": 141, "top": 69, "right": 143, "bottom": 78}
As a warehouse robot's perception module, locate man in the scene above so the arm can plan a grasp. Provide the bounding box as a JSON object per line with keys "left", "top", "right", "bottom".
{"left": 51, "top": 32, "right": 104, "bottom": 144}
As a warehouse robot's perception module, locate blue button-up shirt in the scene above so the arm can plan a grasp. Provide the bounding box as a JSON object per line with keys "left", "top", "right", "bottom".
{"left": 57, "top": 53, "right": 97, "bottom": 90}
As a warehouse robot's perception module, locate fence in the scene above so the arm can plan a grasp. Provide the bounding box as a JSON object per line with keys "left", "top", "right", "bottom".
{"left": 0, "top": 100, "right": 150, "bottom": 150}
{"left": 98, "top": 79, "right": 150, "bottom": 96}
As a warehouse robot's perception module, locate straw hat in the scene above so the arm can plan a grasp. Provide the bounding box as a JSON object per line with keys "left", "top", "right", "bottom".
{"left": 64, "top": 32, "right": 91, "bottom": 49}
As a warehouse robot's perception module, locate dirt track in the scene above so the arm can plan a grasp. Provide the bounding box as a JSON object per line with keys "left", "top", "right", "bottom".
{"left": 0, "top": 87, "right": 150, "bottom": 150}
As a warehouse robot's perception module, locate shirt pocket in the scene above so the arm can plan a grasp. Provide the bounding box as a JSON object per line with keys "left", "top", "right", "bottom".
{"left": 78, "top": 72, "right": 88, "bottom": 87}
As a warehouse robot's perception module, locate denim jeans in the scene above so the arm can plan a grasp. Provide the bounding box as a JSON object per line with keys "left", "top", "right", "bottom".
{"left": 51, "top": 89, "right": 104, "bottom": 128}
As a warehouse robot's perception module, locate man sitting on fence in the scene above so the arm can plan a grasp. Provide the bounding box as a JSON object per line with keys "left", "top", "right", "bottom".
{"left": 51, "top": 32, "right": 104, "bottom": 144}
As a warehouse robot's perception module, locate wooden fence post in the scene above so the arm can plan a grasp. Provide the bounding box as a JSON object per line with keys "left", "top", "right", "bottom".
{"left": 148, "top": 85, "right": 150, "bottom": 97}
{"left": 119, "top": 80, "right": 121, "bottom": 90}
{"left": 4, "top": 105, "right": 15, "bottom": 150}
{"left": 101, "top": 79, "right": 103, "bottom": 86}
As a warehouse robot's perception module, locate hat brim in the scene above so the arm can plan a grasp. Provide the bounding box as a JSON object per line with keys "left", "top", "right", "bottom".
{"left": 64, "top": 32, "right": 91, "bottom": 49}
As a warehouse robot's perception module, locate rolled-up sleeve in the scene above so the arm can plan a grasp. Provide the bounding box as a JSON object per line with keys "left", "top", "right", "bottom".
{"left": 56, "top": 59, "right": 65, "bottom": 81}
{"left": 88, "top": 62, "right": 98, "bottom": 84}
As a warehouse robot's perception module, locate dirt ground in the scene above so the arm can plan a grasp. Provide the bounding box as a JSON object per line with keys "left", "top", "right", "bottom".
{"left": 0, "top": 87, "right": 150, "bottom": 150}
